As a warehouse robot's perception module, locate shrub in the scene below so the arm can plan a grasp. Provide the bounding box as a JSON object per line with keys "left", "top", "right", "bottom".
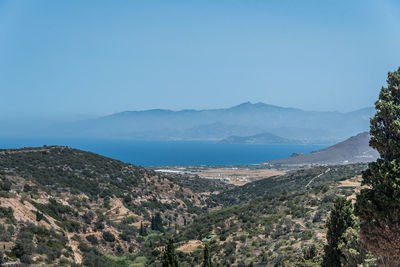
{"left": 86, "top": 235, "right": 99, "bottom": 245}
{"left": 102, "top": 231, "right": 115, "bottom": 242}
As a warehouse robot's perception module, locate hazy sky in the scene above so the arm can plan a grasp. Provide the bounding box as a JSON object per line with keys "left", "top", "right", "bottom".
{"left": 1, "top": 0, "right": 400, "bottom": 119}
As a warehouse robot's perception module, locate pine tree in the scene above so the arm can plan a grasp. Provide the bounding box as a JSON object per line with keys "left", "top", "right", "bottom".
{"left": 162, "top": 238, "right": 179, "bottom": 267}
{"left": 355, "top": 67, "right": 400, "bottom": 265}
{"left": 203, "top": 243, "right": 213, "bottom": 267}
{"left": 322, "top": 197, "right": 355, "bottom": 267}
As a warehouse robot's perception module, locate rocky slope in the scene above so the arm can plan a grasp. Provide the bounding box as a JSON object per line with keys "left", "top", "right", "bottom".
{"left": 0, "top": 146, "right": 227, "bottom": 266}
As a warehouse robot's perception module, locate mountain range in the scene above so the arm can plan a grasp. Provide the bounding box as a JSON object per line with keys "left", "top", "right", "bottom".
{"left": 66, "top": 102, "right": 375, "bottom": 144}
{"left": 1, "top": 102, "right": 375, "bottom": 144}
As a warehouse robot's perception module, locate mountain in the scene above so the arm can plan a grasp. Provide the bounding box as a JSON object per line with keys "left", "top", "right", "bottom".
{"left": 266, "top": 132, "right": 379, "bottom": 165}
{"left": 6, "top": 102, "right": 374, "bottom": 144}
{"left": 219, "top": 132, "right": 300, "bottom": 144}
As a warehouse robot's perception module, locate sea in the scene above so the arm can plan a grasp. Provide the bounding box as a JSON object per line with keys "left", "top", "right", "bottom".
{"left": 0, "top": 138, "right": 326, "bottom": 167}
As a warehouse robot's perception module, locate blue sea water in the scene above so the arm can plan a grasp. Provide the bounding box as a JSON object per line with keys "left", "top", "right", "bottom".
{"left": 0, "top": 138, "right": 326, "bottom": 166}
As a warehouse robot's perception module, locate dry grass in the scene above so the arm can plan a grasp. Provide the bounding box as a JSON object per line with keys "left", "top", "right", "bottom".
{"left": 176, "top": 240, "right": 203, "bottom": 253}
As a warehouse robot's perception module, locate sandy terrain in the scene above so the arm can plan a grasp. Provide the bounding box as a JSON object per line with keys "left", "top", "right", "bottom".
{"left": 176, "top": 240, "right": 203, "bottom": 253}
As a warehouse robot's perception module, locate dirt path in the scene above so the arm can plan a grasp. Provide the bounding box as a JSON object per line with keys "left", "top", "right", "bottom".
{"left": 66, "top": 232, "right": 82, "bottom": 264}
{"left": 305, "top": 168, "right": 330, "bottom": 189}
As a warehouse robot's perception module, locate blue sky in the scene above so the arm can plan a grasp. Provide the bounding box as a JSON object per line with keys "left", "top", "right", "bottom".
{"left": 1, "top": 0, "right": 400, "bottom": 119}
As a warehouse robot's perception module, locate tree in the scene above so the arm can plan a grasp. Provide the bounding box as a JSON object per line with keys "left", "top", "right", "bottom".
{"left": 162, "top": 239, "right": 179, "bottom": 267}
{"left": 303, "top": 244, "right": 318, "bottom": 261}
{"left": 338, "top": 226, "right": 376, "bottom": 266}
{"left": 139, "top": 221, "right": 147, "bottom": 236}
{"left": 151, "top": 213, "right": 163, "bottom": 232}
{"left": 355, "top": 67, "right": 400, "bottom": 265}
{"left": 203, "top": 243, "right": 213, "bottom": 267}
{"left": 322, "top": 197, "right": 355, "bottom": 267}
{"left": 12, "top": 242, "right": 29, "bottom": 258}
{"left": 116, "top": 244, "right": 123, "bottom": 255}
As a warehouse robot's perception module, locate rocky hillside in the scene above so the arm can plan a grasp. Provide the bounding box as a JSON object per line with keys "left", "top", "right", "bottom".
{"left": 0, "top": 146, "right": 369, "bottom": 266}
{"left": 267, "top": 132, "right": 379, "bottom": 165}
{"left": 0, "top": 146, "right": 227, "bottom": 266}
{"left": 135, "top": 164, "right": 368, "bottom": 266}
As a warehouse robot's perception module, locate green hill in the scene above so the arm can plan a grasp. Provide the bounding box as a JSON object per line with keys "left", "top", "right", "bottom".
{"left": 0, "top": 146, "right": 367, "bottom": 266}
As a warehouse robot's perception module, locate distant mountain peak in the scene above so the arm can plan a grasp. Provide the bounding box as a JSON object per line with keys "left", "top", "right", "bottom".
{"left": 230, "top": 101, "right": 299, "bottom": 111}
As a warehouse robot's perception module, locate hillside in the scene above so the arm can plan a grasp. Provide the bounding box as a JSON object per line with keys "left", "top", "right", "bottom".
{"left": 219, "top": 132, "right": 300, "bottom": 144}
{"left": 0, "top": 146, "right": 369, "bottom": 266}
{"left": 0, "top": 146, "right": 228, "bottom": 266}
{"left": 212, "top": 163, "right": 367, "bottom": 206}
{"left": 135, "top": 164, "right": 368, "bottom": 266}
{"left": 267, "top": 132, "right": 379, "bottom": 166}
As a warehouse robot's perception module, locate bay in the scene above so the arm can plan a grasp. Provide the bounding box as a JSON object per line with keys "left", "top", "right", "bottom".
{"left": 0, "top": 138, "right": 325, "bottom": 166}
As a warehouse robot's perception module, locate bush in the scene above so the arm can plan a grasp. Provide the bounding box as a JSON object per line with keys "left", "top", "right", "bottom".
{"left": 102, "top": 231, "right": 115, "bottom": 242}
{"left": 119, "top": 232, "right": 131, "bottom": 242}
{"left": 0, "top": 180, "right": 11, "bottom": 191}
{"left": 20, "top": 254, "right": 32, "bottom": 264}
{"left": 86, "top": 235, "right": 99, "bottom": 245}
{"left": 0, "top": 206, "right": 15, "bottom": 222}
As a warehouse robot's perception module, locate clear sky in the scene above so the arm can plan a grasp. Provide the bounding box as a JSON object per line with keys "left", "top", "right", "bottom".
{"left": 1, "top": 0, "right": 400, "bottom": 119}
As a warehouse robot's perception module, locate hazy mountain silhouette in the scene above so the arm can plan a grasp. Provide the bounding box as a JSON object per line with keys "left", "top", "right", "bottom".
{"left": 0, "top": 102, "right": 374, "bottom": 144}
{"left": 64, "top": 102, "right": 373, "bottom": 144}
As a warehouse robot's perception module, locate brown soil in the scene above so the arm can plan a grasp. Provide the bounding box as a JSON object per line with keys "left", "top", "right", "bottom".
{"left": 176, "top": 240, "right": 203, "bottom": 253}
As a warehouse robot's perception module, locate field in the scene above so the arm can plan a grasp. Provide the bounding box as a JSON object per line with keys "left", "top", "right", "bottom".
{"left": 155, "top": 166, "right": 285, "bottom": 185}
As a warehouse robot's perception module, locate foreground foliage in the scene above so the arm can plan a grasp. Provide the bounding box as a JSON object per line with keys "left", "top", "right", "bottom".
{"left": 356, "top": 67, "right": 400, "bottom": 265}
